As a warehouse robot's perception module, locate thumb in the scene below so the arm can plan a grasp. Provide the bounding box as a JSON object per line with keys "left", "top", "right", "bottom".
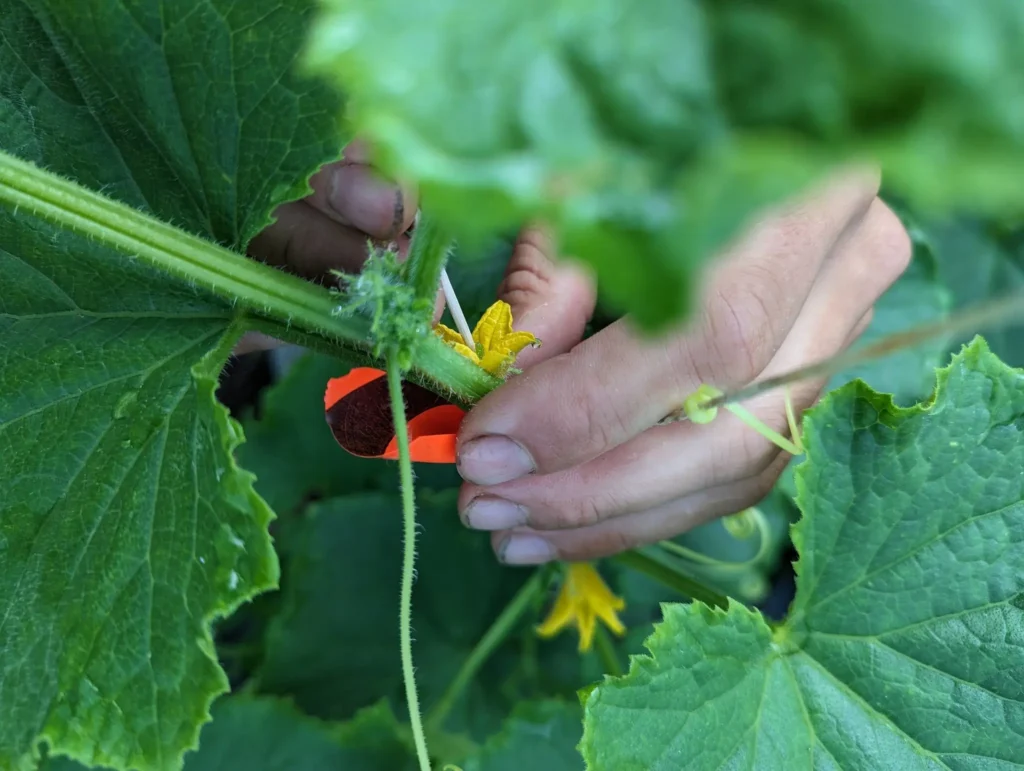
{"left": 499, "top": 228, "right": 596, "bottom": 370}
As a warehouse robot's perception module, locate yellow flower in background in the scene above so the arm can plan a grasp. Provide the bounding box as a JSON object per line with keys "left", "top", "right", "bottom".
{"left": 435, "top": 300, "right": 539, "bottom": 377}
{"left": 536, "top": 562, "right": 626, "bottom": 652}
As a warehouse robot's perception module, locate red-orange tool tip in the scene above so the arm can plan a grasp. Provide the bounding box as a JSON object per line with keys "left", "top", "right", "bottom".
{"left": 324, "top": 368, "right": 465, "bottom": 463}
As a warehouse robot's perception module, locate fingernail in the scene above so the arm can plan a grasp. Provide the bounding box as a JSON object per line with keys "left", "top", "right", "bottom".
{"left": 457, "top": 436, "right": 535, "bottom": 485}
{"left": 328, "top": 165, "right": 403, "bottom": 237}
{"left": 498, "top": 535, "right": 557, "bottom": 565}
{"left": 463, "top": 496, "right": 528, "bottom": 531}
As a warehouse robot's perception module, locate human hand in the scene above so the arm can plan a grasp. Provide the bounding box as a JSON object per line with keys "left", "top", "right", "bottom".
{"left": 453, "top": 168, "right": 912, "bottom": 565}
{"left": 248, "top": 139, "right": 418, "bottom": 279}
{"left": 240, "top": 138, "right": 434, "bottom": 354}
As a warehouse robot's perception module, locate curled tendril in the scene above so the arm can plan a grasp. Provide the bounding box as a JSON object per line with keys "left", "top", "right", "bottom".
{"left": 682, "top": 384, "right": 723, "bottom": 424}
{"left": 674, "top": 383, "right": 805, "bottom": 457}
{"left": 722, "top": 508, "right": 759, "bottom": 540}
{"left": 660, "top": 506, "right": 771, "bottom": 572}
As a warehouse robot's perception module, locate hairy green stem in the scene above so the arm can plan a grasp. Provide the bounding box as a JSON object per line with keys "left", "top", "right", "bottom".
{"left": 387, "top": 354, "right": 431, "bottom": 771}
{"left": 0, "top": 149, "right": 497, "bottom": 403}
{"left": 613, "top": 547, "right": 729, "bottom": 609}
{"left": 404, "top": 211, "right": 452, "bottom": 316}
{"left": 426, "top": 569, "right": 546, "bottom": 733}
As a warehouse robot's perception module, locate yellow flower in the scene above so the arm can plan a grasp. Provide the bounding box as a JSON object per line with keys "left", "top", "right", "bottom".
{"left": 435, "top": 300, "right": 539, "bottom": 376}
{"left": 536, "top": 562, "right": 626, "bottom": 652}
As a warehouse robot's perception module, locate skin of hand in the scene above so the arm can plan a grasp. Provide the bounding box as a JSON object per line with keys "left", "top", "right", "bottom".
{"left": 241, "top": 138, "right": 439, "bottom": 354}
{"left": 248, "top": 139, "right": 419, "bottom": 279}
{"left": 454, "top": 167, "right": 911, "bottom": 565}
{"left": 249, "top": 145, "right": 910, "bottom": 566}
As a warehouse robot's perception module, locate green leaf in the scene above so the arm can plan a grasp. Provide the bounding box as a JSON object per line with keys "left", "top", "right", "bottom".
{"left": 257, "top": 490, "right": 528, "bottom": 738}
{"left": 463, "top": 701, "right": 584, "bottom": 771}
{"left": 582, "top": 338, "right": 1024, "bottom": 769}
{"left": 307, "top": 0, "right": 1024, "bottom": 328}
{"left": 0, "top": 2, "right": 348, "bottom": 768}
{"left": 0, "top": 233, "right": 277, "bottom": 771}
{"left": 45, "top": 697, "right": 414, "bottom": 771}
{"left": 2, "top": 0, "right": 343, "bottom": 248}
{"left": 181, "top": 699, "right": 413, "bottom": 771}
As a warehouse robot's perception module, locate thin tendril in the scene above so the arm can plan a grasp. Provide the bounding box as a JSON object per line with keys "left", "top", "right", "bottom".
{"left": 784, "top": 386, "right": 804, "bottom": 452}
{"left": 724, "top": 402, "right": 803, "bottom": 456}
{"left": 386, "top": 353, "right": 431, "bottom": 771}
{"left": 658, "top": 506, "right": 772, "bottom": 572}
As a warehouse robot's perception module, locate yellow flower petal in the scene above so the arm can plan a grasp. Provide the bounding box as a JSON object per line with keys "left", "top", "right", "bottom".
{"left": 472, "top": 300, "right": 515, "bottom": 351}
{"left": 434, "top": 323, "right": 465, "bottom": 347}
{"left": 576, "top": 605, "right": 597, "bottom": 652}
{"left": 498, "top": 330, "right": 540, "bottom": 358}
{"left": 536, "top": 588, "right": 576, "bottom": 639}
{"left": 536, "top": 562, "right": 627, "bottom": 653}
{"left": 593, "top": 601, "right": 626, "bottom": 637}
{"left": 478, "top": 349, "right": 511, "bottom": 375}
{"left": 434, "top": 323, "right": 481, "bottom": 364}
{"left": 437, "top": 300, "right": 539, "bottom": 376}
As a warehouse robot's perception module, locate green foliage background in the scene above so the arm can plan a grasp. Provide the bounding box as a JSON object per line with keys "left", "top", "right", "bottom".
{"left": 3, "top": 0, "right": 1024, "bottom": 769}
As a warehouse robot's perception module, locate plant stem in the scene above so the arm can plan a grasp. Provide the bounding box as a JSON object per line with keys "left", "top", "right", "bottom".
{"left": 426, "top": 569, "right": 546, "bottom": 733}
{"left": 0, "top": 151, "right": 369, "bottom": 344}
{"left": 386, "top": 353, "right": 431, "bottom": 771}
{"left": 593, "top": 625, "right": 623, "bottom": 677}
{"left": 613, "top": 547, "right": 729, "bottom": 609}
{"left": 0, "top": 149, "right": 498, "bottom": 404}
{"left": 404, "top": 211, "right": 452, "bottom": 315}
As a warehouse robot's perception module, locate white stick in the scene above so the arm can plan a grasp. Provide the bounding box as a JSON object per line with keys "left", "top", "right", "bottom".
{"left": 440, "top": 268, "right": 476, "bottom": 349}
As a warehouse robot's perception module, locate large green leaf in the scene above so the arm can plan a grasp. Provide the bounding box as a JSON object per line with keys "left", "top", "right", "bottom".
{"left": 2, "top": 0, "right": 342, "bottom": 246}
{"left": 582, "top": 339, "right": 1024, "bottom": 769}
{"left": 256, "top": 491, "right": 528, "bottom": 738}
{"left": 45, "top": 697, "right": 414, "bottom": 771}
{"left": 307, "top": 0, "right": 1024, "bottom": 327}
{"left": 0, "top": 2, "right": 346, "bottom": 768}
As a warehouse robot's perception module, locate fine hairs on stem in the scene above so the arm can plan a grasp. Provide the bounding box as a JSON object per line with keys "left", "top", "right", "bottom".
{"left": 386, "top": 352, "right": 432, "bottom": 771}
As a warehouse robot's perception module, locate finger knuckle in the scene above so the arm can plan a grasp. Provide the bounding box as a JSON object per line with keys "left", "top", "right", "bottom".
{"left": 871, "top": 200, "right": 913, "bottom": 277}
{"left": 560, "top": 495, "right": 607, "bottom": 530}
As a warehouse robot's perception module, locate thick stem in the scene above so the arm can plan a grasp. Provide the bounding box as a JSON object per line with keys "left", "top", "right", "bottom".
{"left": 0, "top": 149, "right": 498, "bottom": 403}
{"left": 387, "top": 354, "right": 432, "bottom": 771}
{"left": 404, "top": 211, "right": 452, "bottom": 316}
{"left": 426, "top": 570, "right": 545, "bottom": 733}
{"left": 612, "top": 547, "right": 729, "bottom": 609}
